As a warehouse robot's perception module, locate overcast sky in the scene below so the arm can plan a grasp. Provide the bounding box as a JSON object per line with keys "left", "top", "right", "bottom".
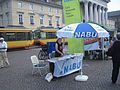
{"left": 107, "top": 0, "right": 120, "bottom": 12}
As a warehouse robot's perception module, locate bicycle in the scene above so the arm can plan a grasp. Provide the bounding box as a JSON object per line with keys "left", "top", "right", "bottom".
{"left": 38, "top": 45, "right": 48, "bottom": 60}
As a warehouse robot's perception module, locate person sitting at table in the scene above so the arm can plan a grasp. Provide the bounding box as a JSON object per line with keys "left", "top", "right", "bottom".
{"left": 49, "top": 38, "right": 65, "bottom": 76}
{"left": 55, "top": 38, "right": 65, "bottom": 57}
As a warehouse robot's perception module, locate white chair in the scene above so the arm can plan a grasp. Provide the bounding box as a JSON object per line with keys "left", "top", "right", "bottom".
{"left": 31, "top": 55, "right": 48, "bottom": 76}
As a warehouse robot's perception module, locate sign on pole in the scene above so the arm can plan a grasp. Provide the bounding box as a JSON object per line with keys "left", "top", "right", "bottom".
{"left": 62, "top": 0, "right": 84, "bottom": 54}
{"left": 62, "top": 0, "right": 82, "bottom": 24}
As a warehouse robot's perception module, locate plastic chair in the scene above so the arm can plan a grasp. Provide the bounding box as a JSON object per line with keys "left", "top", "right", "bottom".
{"left": 31, "top": 55, "right": 48, "bottom": 76}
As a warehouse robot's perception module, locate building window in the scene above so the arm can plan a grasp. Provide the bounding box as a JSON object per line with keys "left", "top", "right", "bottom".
{"left": 0, "top": 15, "right": 3, "bottom": 25}
{"left": 29, "top": 3, "right": 33, "bottom": 10}
{"left": 18, "top": 14, "right": 23, "bottom": 24}
{"left": 6, "top": 2, "right": 8, "bottom": 9}
{"left": 51, "top": 0, "right": 55, "bottom": 2}
{"left": 18, "top": 2, "right": 22, "bottom": 8}
{"left": 6, "top": 13, "right": 9, "bottom": 24}
{"left": 0, "top": 5, "right": 2, "bottom": 11}
{"left": 48, "top": 7, "right": 52, "bottom": 12}
{"left": 56, "top": 17, "right": 60, "bottom": 26}
{"left": 40, "top": 15, "right": 44, "bottom": 24}
{"left": 30, "top": 15, "right": 34, "bottom": 25}
{"left": 48, "top": 16, "right": 52, "bottom": 26}
{"left": 40, "top": 6, "right": 44, "bottom": 11}
{"left": 56, "top": 9, "right": 59, "bottom": 14}
{"left": 45, "top": 0, "right": 49, "bottom": 2}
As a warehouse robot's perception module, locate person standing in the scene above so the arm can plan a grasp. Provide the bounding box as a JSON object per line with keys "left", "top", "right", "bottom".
{"left": 110, "top": 36, "right": 117, "bottom": 47}
{"left": 0, "top": 37, "right": 10, "bottom": 68}
{"left": 107, "top": 33, "right": 120, "bottom": 84}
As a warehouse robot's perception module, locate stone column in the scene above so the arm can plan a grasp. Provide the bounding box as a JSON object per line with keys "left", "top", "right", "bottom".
{"left": 94, "top": 4, "right": 98, "bottom": 23}
{"left": 105, "top": 8, "right": 108, "bottom": 25}
{"left": 101, "top": 7, "right": 105, "bottom": 25}
{"left": 84, "top": 1, "right": 89, "bottom": 22}
{"left": 89, "top": 2, "right": 93, "bottom": 22}
{"left": 98, "top": 5, "right": 101, "bottom": 24}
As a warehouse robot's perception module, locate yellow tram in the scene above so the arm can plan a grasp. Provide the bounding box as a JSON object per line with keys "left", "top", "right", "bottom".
{"left": 34, "top": 28, "right": 58, "bottom": 46}
{"left": 0, "top": 28, "right": 34, "bottom": 49}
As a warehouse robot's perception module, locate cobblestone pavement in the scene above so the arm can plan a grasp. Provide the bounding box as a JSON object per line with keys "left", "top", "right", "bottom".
{"left": 0, "top": 48, "right": 120, "bottom": 90}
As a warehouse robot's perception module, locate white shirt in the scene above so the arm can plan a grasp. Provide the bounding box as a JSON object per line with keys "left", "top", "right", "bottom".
{"left": 0, "top": 41, "right": 7, "bottom": 51}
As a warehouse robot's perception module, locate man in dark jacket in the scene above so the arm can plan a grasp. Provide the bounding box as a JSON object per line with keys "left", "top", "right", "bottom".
{"left": 107, "top": 33, "right": 120, "bottom": 84}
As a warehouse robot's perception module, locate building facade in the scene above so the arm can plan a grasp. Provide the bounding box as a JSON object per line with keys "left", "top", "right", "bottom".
{"left": 80, "top": 0, "right": 110, "bottom": 25}
{"left": 108, "top": 10, "right": 120, "bottom": 32}
{"left": 107, "top": 19, "right": 115, "bottom": 29}
{"left": 0, "top": 0, "right": 111, "bottom": 29}
{"left": 0, "top": 0, "right": 63, "bottom": 29}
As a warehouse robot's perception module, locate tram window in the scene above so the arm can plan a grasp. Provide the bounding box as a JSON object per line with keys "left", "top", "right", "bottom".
{"left": 6, "top": 32, "right": 16, "bottom": 41}
{"left": 31, "top": 32, "right": 34, "bottom": 39}
{"left": 32, "top": 32, "right": 35, "bottom": 39}
{"left": 16, "top": 32, "right": 26, "bottom": 40}
{"left": 34, "top": 31, "right": 40, "bottom": 39}
{"left": 0, "top": 32, "right": 4, "bottom": 38}
{"left": 46, "top": 32, "right": 57, "bottom": 39}
{"left": 52, "top": 32, "right": 57, "bottom": 38}
{"left": 41, "top": 32, "right": 46, "bottom": 39}
{"left": 0, "top": 32, "right": 7, "bottom": 41}
{"left": 27, "top": 32, "right": 33, "bottom": 40}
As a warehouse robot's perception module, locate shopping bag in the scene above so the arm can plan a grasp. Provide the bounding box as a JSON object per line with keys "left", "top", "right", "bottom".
{"left": 45, "top": 73, "right": 53, "bottom": 82}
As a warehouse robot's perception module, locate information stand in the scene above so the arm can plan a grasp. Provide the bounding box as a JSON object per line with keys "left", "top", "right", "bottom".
{"left": 48, "top": 54, "right": 83, "bottom": 77}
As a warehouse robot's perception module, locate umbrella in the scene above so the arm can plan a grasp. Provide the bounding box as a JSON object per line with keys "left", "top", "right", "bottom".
{"left": 57, "top": 22, "right": 110, "bottom": 38}
{"left": 57, "top": 22, "right": 110, "bottom": 81}
{"left": 57, "top": 22, "right": 110, "bottom": 60}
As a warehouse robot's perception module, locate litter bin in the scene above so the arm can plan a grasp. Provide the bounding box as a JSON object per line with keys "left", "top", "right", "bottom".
{"left": 47, "top": 42, "right": 56, "bottom": 55}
